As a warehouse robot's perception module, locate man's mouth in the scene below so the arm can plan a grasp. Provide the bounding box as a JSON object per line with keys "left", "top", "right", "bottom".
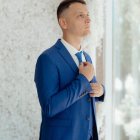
{"left": 85, "top": 26, "right": 90, "bottom": 29}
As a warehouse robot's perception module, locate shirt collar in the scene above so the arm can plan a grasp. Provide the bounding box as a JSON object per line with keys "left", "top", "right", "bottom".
{"left": 61, "top": 38, "right": 83, "bottom": 55}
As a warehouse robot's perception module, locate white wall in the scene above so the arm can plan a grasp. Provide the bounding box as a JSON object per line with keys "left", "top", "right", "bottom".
{"left": 0, "top": 0, "right": 105, "bottom": 139}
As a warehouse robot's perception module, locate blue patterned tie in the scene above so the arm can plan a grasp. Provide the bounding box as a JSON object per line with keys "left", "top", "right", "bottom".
{"left": 75, "top": 51, "right": 83, "bottom": 64}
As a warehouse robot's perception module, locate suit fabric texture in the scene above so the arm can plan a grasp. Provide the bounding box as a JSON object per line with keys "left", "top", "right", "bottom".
{"left": 34, "top": 39, "right": 105, "bottom": 140}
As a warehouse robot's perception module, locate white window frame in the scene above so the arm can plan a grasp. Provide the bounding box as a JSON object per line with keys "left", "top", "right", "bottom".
{"left": 104, "top": 0, "right": 114, "bottom": 140}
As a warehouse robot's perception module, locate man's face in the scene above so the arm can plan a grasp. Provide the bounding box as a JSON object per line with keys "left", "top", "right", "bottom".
{"left": 60, "top": 3, "right": 91, "bottom": 37}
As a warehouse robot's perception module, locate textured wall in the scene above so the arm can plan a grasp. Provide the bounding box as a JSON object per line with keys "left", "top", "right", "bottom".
{"left": 0, "top": 0, "right": 105, "bottom": 140}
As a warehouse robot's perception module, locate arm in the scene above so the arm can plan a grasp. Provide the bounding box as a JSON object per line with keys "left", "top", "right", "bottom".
{"left": 34, "top": 54, "right": 92, "bottom": 117}
{"left": 83, "top": 51, "right": 105, "bottom": 102}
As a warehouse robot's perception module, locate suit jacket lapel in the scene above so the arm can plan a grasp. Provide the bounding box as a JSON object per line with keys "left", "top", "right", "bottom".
{"left": 54, "top": 39, "right": 78, "bottom": 73}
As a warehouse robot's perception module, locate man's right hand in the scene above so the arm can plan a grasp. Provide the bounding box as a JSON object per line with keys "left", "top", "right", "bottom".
{"left": 79, "top": 62, "right": 95, "bottom": 81}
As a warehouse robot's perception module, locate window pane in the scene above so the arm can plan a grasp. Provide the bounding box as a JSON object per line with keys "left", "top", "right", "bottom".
{"left": 113, "top": 0, "right": 140, "bottom": 140}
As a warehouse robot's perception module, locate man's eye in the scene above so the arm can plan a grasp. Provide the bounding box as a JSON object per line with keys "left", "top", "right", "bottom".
{"left": 79, "top": 14, "right": 84, "bottom": 18}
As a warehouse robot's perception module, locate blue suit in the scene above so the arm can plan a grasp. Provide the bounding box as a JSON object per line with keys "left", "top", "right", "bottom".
{"left": 34, "top": 39, "right": 105, "bottom": 140}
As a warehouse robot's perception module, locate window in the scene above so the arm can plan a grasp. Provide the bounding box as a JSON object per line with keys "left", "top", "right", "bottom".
{"left": 105, "top": 0, "right": 140, "bottom": 140}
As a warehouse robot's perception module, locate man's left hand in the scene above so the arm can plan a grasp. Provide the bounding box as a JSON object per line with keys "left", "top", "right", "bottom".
{"left": 89, "top": 83, "right": 104, "bottom": 97}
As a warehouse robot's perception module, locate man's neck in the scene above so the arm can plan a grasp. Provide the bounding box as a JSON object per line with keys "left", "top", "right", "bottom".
{"left": 62, "top": 34, "right": 83, "bottom": 51}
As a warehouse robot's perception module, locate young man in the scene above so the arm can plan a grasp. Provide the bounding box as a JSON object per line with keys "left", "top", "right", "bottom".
{"left": 34, "top": 0, "right": 105, "bottom": 140}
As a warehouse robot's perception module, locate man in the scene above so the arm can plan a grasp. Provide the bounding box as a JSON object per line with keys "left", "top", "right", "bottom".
{"left": 34, "top": 0, "right": 105, "bottom": 140}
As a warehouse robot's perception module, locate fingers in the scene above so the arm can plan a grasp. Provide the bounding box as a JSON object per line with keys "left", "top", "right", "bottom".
{"left": 89, "top": 89, "right": 100, "bottom": 94}
{"left": 90, "top": 92, "right": 103, "bottom": 97}
{"left": 79, "top": 62, "right": 95, "bottom": 81}
{"left": 90, "top": 83, "right": 101, "bottom": 90}
{"left": 90, "top": 83, "right": 103, "bottom": 97}
{"left": 82, "top": 61, "right": 90, "bottom": 66}
{"left": 79, "top": 62, "right": 94, "bottom": 71}
{"left": 79, "top": 62, "right": 91, "bottom": 67}
{"left": 90, "top": 83, "right": 100, "bottom": 87}
{"left": 89, "top": 93, "right": 96, "bottom": 97}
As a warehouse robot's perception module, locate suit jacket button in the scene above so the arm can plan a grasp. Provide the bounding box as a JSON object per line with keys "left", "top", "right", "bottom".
{"left": 86, "top": 116, "right": 90, "bottom": 121}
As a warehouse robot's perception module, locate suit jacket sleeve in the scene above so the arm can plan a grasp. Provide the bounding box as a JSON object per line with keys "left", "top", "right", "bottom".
{"left": 34, "top": 53, "right": 92, "bottom": 118}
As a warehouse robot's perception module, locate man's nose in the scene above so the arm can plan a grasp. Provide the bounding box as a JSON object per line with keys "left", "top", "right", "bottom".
{"left": 85, "top": 16, "right": 91, "bottom": 24}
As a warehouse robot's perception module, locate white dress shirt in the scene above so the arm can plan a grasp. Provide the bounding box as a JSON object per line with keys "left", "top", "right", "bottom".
{"left": 61, "top": 38, "right": 86, "bottom": 67}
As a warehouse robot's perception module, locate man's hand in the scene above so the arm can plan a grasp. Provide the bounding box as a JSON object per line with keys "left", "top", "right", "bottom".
{"left": 79, "top": 62, "right": 95, "bottom": 81}
{"left": 89, "top": 83, "right": 104, "bottom": 97}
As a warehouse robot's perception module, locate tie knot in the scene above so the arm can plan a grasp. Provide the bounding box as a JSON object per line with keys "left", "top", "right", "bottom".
{"left": 75, "top": 51, "right": 83, "bottom": 64}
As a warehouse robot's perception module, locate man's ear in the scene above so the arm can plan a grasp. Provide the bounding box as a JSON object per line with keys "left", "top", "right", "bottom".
{"left": 58, "top": 17, "right": 68, "bottom": 30}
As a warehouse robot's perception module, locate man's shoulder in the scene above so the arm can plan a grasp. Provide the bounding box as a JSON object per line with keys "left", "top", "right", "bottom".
{"left": 37, "top": 46, "right": 56, "bottom": 63}
{"left": 40, "top": 43, "right": 57, "bottom": 56}
{"left": 37, "top": 40, "right": 62, "bottom": 64}
{"left": 39, "top": 39, "right": 61, "bottom": 58}
{"left": 41, "top": 45, "right": 56, "bottom": 56}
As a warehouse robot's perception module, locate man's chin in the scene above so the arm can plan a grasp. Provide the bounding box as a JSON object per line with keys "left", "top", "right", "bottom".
{"left": 83, "top": 30, "right": 91, "bottom": 37}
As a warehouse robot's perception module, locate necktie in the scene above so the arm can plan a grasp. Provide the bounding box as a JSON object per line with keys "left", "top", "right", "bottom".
{"left": 75, "top": 51, "right": 83, "bottom": 64}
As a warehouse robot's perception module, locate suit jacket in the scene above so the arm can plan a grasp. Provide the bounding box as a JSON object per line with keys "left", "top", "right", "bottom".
{"left": 34, "top": 39, "right": 105, "bottom": 140}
